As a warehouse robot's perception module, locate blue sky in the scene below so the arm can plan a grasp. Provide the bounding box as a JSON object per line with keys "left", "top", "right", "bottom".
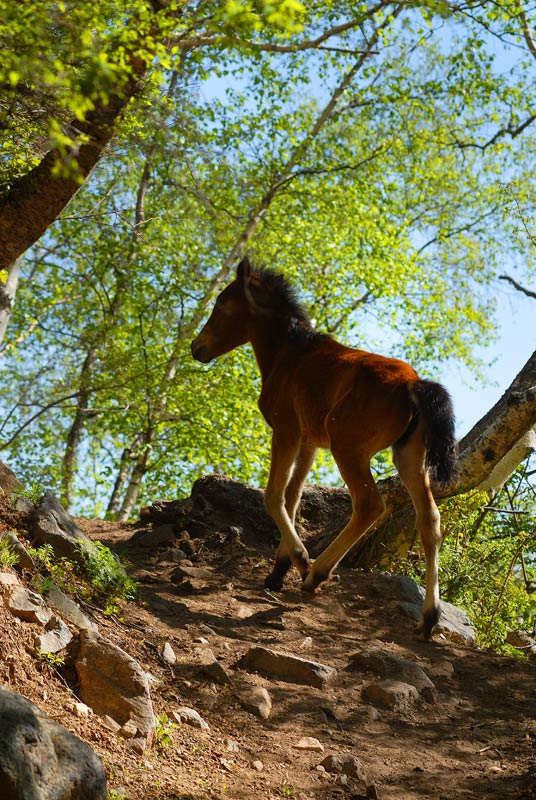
{"left": 444, "top": 281, "right": 534, "bottom": 437}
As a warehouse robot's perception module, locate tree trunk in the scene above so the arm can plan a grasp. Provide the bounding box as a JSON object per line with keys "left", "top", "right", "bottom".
{"left": 116, "top": 434, "right": 155, "bottom": 522}
{"left": 106, "top": 434, "right": 145, "bottom": 517}
{"left": 60, "top": 349, "right": 98, "bottom": 509}
{"left": 0, "top": 257, "right": 23, "bottom": 347}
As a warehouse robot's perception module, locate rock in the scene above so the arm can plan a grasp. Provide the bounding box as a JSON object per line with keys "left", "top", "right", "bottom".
{"left": 371, "top": 574, "right": 476, "bottom": 645}
{"left": 196, "top": 645, "right": 233, "bottom": 685}
{"left": 240, "top": 686, "right": 273, "bottom": 719}
{"left": 45, "top": 584, "right": 98, "bottom": 633}
{"left": 34, "top": 616, "right": 73, "bottom": 655}
{"left": 363, "top": 679, "right": 419, "bottom": 710}
{"left": 226, "top": 738, "right": 240, "bottom": 752}
{"left": 240, "top": 646, "right": 336, "bottom": 688}
{"left": 72, "top": 702, "right": 92, "bottom": 718}
{"left": 32, "top": 492, "right": 95, "bottom": 566}
{"left": 0, "top": 685, "right": 106, "bottom": 799}
{"left": 119, "top": 719, "right": 139, "bottom": 739}
{"left": 251, "top": 760, "right": 264, "bottom": 772}
{"left": 320, "top": 752, "right": 366, "bottom": 780}
{"left": 0, "top": 460, "right": 23, "bottom": 494}
{"left": 130, "top": 524, "right": 177, "bottom": 548}
{"left": 157, "top": 548, "right": 188, "bottom": 563}
{"left": 6, "top": 587, "right": 52, "bottom": 626}
{"left": 0, "top": 530, "right": 35, "bottom": 570}
{"left": 294, "top": 737, "right": 324, "bottom": 753}
{"left": 14, "top": 495, "right": 35, "bottom": 514}
{"left": 0, "top": 571, "right": 20, "bottom": 587}
{"left": 162, "top": 642, "right": 176, "bottom": 664}
{"left": 170, "top": 707, "right": 209, "bottom": 730}
{"left": 102, "top": 715, "right": 121, "bottom": 733}
{"left": 75, "top": 630, "right": 155, "bottom": 751}
{"left": 347, "top": 647, "right": 437, "bottom": 702}
{"left": 171, "top": 564, "right": 218, "bottom": 583}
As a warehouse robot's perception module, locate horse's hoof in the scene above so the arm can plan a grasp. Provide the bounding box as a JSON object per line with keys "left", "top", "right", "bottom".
{"left": 301, "top": 570, "right": 324, "bottom": 594}
{"left": 264, "top": 574, "right": 284, "bottom": 592}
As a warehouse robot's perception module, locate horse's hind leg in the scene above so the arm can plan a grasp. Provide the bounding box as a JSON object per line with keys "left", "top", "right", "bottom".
{"left": 264, "top": 435, "right": 312, "bottom": 590}
{"left": 302, "top": 452, "right": 385, "bottom": 592}
{"left": 393, "top": 428, "right": 442, "bottom": 640}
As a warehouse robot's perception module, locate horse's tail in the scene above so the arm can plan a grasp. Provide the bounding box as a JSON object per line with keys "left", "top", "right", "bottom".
{"left": 411, "top": 379, "right": 458, "bottom": 487}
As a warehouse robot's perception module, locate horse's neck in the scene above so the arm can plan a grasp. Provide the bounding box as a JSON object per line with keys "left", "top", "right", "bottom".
{"left": 249, "top": 325, "right": 286, "bottom": 382}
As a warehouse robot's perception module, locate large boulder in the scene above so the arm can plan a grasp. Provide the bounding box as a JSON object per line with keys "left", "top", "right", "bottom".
{"left": 0, "top": 686, "right": 106, "bottom": 800}
{"left": 75, "top": 629, "right": 155, "bottom": 751}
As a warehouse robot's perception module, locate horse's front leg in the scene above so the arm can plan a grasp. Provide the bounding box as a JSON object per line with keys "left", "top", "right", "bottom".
{"left": 264, "top": 435, "right": 312, "bottom": 590}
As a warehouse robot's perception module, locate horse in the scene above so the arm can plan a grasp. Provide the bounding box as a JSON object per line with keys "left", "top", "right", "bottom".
{"left": 191, "top": 257, "right": 457, "bottom": 639}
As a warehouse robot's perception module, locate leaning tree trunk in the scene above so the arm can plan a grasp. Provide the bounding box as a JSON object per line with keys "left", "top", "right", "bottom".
{"left": 349, "top": 349, "right": 536, "bottom": 569}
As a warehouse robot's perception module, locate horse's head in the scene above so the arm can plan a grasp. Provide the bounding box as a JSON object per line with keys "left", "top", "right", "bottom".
{"left": 191, "top": 257, "right": 255, "bottom": 363}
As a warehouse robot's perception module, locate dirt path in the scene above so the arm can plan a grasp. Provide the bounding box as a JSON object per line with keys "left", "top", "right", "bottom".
{"left": 62, "top": 515, "right": 535, "bottom": 800}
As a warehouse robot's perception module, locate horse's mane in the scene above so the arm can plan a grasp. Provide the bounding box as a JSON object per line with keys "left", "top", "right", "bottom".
{"left": 257, "top": 268, "right": 325, "bottom": 347}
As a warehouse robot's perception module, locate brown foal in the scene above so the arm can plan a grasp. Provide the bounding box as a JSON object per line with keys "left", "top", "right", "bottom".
{"left": 191, "top": 258, "right": 457, "bottom": 639}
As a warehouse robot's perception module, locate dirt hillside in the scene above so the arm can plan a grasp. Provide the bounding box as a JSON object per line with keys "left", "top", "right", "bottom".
{"left": 1, "top": 477, "right": 535, "bottom": 800}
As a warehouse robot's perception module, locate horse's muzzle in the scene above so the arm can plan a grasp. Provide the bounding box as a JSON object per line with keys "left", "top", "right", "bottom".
{"left": 191, "top": 340, "right": 211, "bottom": 363}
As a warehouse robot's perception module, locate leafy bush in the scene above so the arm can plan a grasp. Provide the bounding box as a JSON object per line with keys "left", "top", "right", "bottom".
{"left": 28, "top": 540, "right": 137, "bottom": 611}
{"left": 77, "top": 540, "right": 137, "bottom": 607}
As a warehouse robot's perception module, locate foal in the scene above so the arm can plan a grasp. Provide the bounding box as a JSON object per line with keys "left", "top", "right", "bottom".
{"left": 191, "top": 258, "right": 457, "bottom": 639}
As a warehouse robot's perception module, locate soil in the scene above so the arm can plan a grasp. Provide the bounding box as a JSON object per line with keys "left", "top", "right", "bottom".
{"left": 1, "top": 487, "right": 535, "bottom": 800}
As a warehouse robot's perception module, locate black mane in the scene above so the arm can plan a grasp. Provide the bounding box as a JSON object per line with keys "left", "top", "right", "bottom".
{"left": 257, "top": 268, "right": 324, "bottom": 347}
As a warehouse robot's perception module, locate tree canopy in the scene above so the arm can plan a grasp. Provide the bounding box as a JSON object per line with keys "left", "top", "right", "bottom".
{"left": 0, "top": 0, "right": 535, "bottom": 516}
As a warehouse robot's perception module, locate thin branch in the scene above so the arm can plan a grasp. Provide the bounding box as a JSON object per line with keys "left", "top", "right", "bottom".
{"left": 499, "top": 274, "right": 536, "bottom": 299}
{"left": 453, "top": 114, "right": 536, "bottom": 151}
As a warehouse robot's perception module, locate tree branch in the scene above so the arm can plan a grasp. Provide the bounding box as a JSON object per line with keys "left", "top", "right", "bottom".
{"left": 499, "top": 274, "right": 536, "bottom": 299}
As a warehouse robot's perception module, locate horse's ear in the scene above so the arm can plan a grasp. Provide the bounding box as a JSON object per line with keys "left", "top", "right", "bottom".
{"left": 237, "top": 257, "right": 251, "bottom": 285}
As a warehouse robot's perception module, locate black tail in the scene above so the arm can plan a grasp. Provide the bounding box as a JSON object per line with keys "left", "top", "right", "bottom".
{"left": 412, "top": 380, "right": 458, "bottom": 486}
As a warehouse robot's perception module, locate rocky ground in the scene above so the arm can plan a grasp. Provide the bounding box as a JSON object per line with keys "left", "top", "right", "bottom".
{"left": 1, "top": 476, "right": 535, "bottom": 800}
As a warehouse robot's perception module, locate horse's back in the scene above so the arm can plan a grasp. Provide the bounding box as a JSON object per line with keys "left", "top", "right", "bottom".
{"left": 262, "top": 338, "right": 419, "bottom": 451}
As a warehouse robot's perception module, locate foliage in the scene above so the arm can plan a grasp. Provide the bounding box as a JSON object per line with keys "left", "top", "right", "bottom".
{"left": 155, "top": 712, "right": 178, "bottom": 750}
{"left": 400, "top": 456, "right": 536, "bottom": 654}
{"left": 28, "top": 540, "right": 137, "bottom": 610}
{"left": 77, "top": 540, "right": 138, "bottom": 605}
{"left": 36, "top": 648, "right": 65, "bottom": 669}
{"left": 0, "top": 1, "right": 536, "bottom": 517}
{"left": 0, "top": 536, "right": 19, "bottom": 568}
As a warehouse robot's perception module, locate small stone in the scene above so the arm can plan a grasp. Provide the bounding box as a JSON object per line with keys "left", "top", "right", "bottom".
{"left": 119, "top": 719, "right": 138, "bottom": 739}
{"left": 170, "top": 707, "right": 209, "bottom": 730}
{"left": 196, "top": 646, "right": 233, "bottom": 685}
{"left": 240, "top": 646, "right": 336, "bottom": 688}
{"left": 102, "top": 715, "right": 121, "bottom": 733}
{"left": 0, "top": 572, "right": 19, "bottom": 587}
{"left": 162, "top": 642, "right": 176, "bottom": 664}
{"left": 364, "top": 679, "right": 419, "bottom": 710}
{"left": 34, "top": 616, "right": 72, "bottom": 655}
{"left": 226, "top": 738, "right": 240, "bottom": 753}
{"left": 171, "top": 564, "right": 216, "bottom": 583}
{"left": 6, "top": 587, "right": 52, "bottom": 626}
{"left": 335, "top": 774, "right": 349, "bottom": 786}
{"left": 130, "top": 737, "right": 146, "bottom": 755}
{"left": 73, "top": 702, "right": 91, "bottom": 718}
{"left": 240, "top": 686, "right": 273, "bottom": 720}
{"left": 294, "top": 737, "right": 324, "bottom": 753}
{"left": 236, "top": 605, "right": 253, "bottom": 619}
{"left": 252, "top": 760, "right": 263, "bottom": 772}
{"left": 320, "top": 753, "right": 366, "bottom": 780}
